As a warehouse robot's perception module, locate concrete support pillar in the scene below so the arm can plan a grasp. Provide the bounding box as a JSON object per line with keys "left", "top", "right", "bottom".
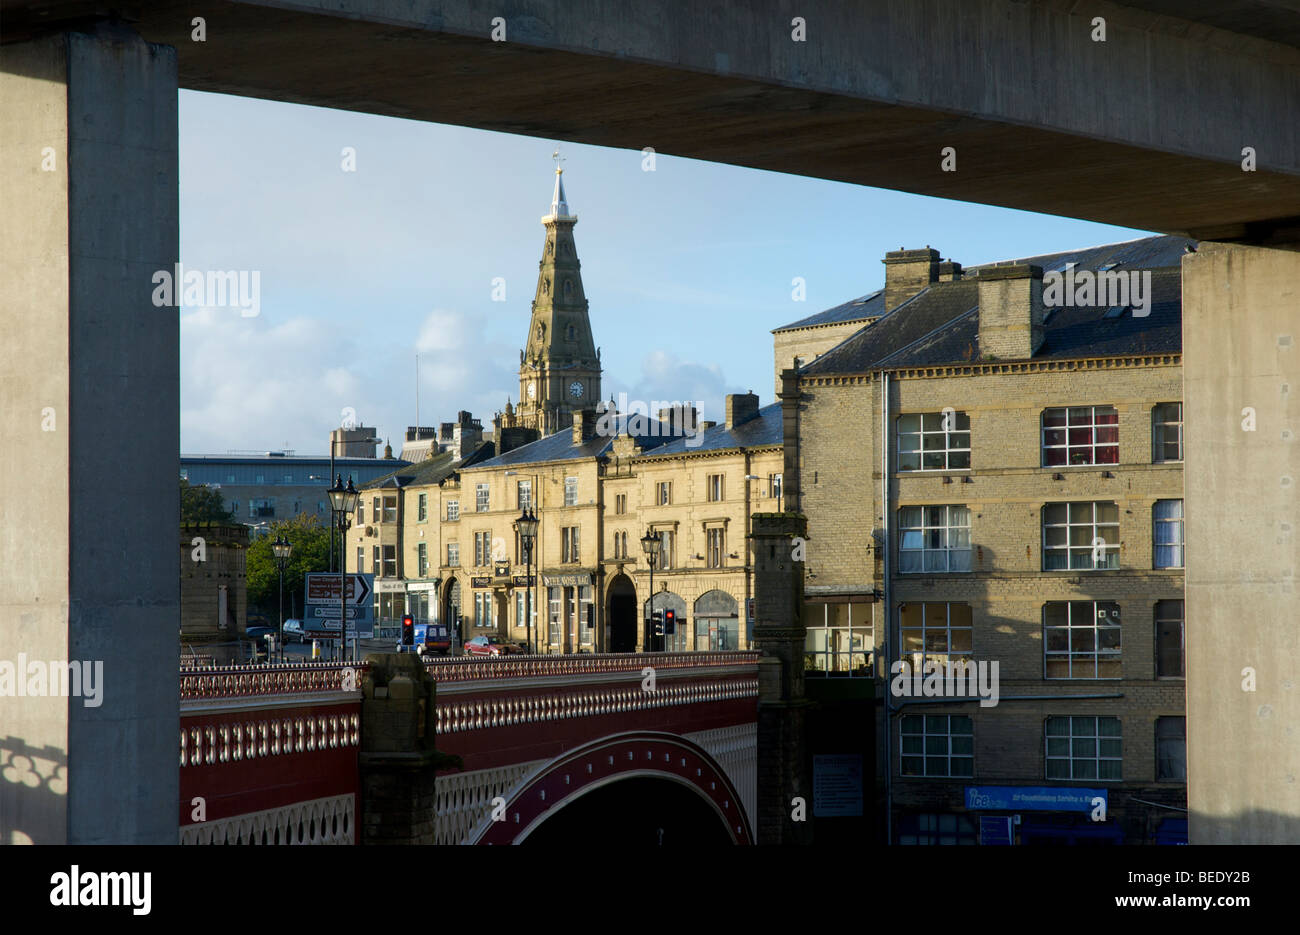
{"left": 0, "top": 26, "right": 178, "bottom": 844}
{"left": 750, "top": 512, "right": 812, "bottom": 845}
{"left": 1182, "top": 243, "right": 1300, "bottom": 843}
{"left": 359, "top": 654, "right": 440, "bottom": 844}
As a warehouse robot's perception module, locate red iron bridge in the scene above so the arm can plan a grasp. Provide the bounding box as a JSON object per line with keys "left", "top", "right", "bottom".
{"left": 179, "top": 653, "right": 758, "bottom": 845}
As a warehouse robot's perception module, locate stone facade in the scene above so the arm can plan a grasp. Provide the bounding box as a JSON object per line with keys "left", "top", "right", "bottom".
{"left": 179, "top": 523, "right": 248, "bottom": 643}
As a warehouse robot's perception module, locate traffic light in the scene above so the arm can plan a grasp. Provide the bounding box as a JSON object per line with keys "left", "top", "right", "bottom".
{"left": 651, "top": 611, "right": 664, "bottom": 637}
{"left": 401, "top": 614, "right": 414, "bottom": 646}
{"left": 663, "top": 609, "right": 676, "bottom": 635}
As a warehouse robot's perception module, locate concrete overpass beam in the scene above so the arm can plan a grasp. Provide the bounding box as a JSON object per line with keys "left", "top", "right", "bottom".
{"left": 0, "top": 25, "right": 178, "bottom": 844}
{"left": 1182, "top": 243, "right": 1300, "bottom": 843}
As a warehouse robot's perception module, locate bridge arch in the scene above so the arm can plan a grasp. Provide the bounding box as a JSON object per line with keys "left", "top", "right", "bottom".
{"left": 467, "top": 731, "right": 753, "bottom": 845}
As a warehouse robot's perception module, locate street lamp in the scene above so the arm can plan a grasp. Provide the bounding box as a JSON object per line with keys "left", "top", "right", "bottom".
{"left": 327, "top": 475, "right": 360, "bottom": 661}
{"left": 514, "top": 507, "right": 539, "bottom": 654}
{"left": 641, "top": 530, "right": 662, "bottom": 652}
{"left": 272, "top": 534, "right": 293, "bottom": 662}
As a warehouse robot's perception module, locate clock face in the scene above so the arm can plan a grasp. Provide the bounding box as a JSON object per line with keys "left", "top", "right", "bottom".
{"left": 569, "top": 381, "right": 584, "bottom": 399}
{"left": 527, "top": 383, "right": 536, "bottom": 399}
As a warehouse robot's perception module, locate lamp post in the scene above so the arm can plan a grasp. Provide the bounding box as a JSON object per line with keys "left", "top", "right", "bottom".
{"left": 514, "top": 508, "right": 539, "bottom": 654}
{"left": 640, "top": 530, "right": 661, "bottom": 652}
{"left": 272, "top": 534, "right": 293, "bottom": 662}
{"left": 327, "top": 475, "right": 360, "bottom": 661}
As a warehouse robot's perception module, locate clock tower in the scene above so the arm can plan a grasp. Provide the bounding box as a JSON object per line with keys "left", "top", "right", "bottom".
{"left": 516, "top": 165, "right": 602, "bottom": 435}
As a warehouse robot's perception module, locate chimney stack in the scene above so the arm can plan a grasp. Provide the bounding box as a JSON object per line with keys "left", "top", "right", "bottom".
{"left": 572, "top": 408, "right": 597, "bottom": 444}
{"left": 977, "top": 264, "right": 1045, "bottom": 360}
{"left": 725, "top": 392, "right": 760, "bottom": 430}
{"left": 883, "top": 247, "right": 941, "bottom": 311}
{"left": 657, "top": 405, "right": 698, "bottom": 434}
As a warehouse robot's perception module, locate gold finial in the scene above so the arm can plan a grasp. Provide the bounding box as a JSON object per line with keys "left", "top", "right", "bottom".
{"left": 552, "top": 146, "right": 566, "bottom": 173}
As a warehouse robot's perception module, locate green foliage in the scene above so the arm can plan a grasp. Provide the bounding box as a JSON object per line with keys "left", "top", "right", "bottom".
{"left": 180, "top": 478, "right": 236, "bottom": 524}
{"left": 246, "top": 512, "right": 334, "bottom": 615}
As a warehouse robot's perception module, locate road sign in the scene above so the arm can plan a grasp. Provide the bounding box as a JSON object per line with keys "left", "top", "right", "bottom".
{"left": 305, "top": 572, "right": 372, "bottom": 606}
{"left": 310, "top": 606, "right": 364, "bottom": 620}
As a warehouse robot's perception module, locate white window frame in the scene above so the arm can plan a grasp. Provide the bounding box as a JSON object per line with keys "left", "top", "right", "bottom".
{"left": 899, "top": 602, "right": 973, "bottom": 669}
{"left": 1045, "top": 716, "right": 1122, "bottom": 781}
{"left": 1042, "top": 501, "right": 1119, "bottom": 570}
{"left": 446, "top": 500, "right": 459, "bottom": 522}
{"left": 897, "top": 411, "right": 971, "bottom": 472}
{"left": 1153, "top": 499, "right": 1184, "bottom": 569}
{"left": 475, "top": 484, "right": 489, "bottom": 512}
{"left": 1153, "top": 402, "right": 1183, "bottom": 463}
{"left": 901, "top": 714, "right": 974, "bottom": 778}
{"left": 564, "top": 476, "right": 578, "bottom": 507}
{"left": 446, "top": 543, "right": 459, "bottom": 567}
{"left": 1042, "top": 405, "right": 1119, "bottom": 468}
{"left": 803, "top": 602, "right": 873, "bottom": 676}
{"left": 1044, "top": 601, "right": 1122, "bottom": 679}
{"left": 899, "top": 505, "right": 971, "bottom": 573}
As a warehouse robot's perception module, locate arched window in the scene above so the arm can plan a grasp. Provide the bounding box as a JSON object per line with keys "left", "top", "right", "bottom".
{"left": 566, "top": 324, "right": 576, "bottom": 341}
{"left": 564, "top": 279, "right": 574, "bottom": 298}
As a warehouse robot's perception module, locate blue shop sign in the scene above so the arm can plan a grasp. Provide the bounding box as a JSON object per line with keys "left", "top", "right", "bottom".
{"left": 965, "top": 785, "right": 1106, "bottom": 813}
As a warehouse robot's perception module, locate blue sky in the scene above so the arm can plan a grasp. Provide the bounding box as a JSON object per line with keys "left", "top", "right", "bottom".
{"left": 179, "top": 89, "right": 1155, "bottom": 455}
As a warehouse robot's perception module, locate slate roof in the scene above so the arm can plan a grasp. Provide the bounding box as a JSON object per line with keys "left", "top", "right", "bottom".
{"left": 359, "top": 446, "right": 477, "bottom": 490}
{"left": 473, "top": 415, "right": 686, "bottom": 469}
{"left": 773, "top": 289, "right": 885, "bottom": 333}
{"left": 798, "top": 235, "right": 1192, "bottom": 376}
{"left": 637, "top": 403, "right": 783, "bottom": 457}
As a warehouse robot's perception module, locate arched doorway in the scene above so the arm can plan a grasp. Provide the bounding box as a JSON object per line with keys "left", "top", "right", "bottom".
{"left": 694, "top": 590, "right": 740, "bottom": 651}
{"left": 442, "top": 577, "right": 462, "bottom": 647}
{"left": 647, "top": 590, "right": 687, "bottom": 653}
{"left": 607, "top": 574, "right": 636, "bottom": 653}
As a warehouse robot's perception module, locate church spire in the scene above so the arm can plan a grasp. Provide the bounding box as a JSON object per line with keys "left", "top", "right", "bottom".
{"left": 516, "top": 159, "right": 602, "bottom": 436}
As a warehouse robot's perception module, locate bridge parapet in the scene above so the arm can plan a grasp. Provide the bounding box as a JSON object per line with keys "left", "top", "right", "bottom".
{"left": 179, "top": 662, "right": 362, "bottom": 844}
{"left": 180, "top": 661, "right": 362, "bottom": 700}
{"left": 426, "top": 650, "right": 759, "bottom": 683}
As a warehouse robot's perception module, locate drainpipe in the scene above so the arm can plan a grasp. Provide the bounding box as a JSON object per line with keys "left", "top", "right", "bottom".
{"left": 881, "top": 371, "right": 892, "bottom": 846}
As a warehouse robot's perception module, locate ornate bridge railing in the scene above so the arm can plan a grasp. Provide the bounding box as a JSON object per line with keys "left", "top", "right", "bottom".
{"left": 424, "top": 650, "right": 760, "bottom": 682}
{"left": 179, "top": 662, "right": 362, "bottom": 844}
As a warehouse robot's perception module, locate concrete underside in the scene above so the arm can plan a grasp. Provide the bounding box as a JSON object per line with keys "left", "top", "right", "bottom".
{"left": 4, "top": 0, "right": 1300, "bottom": 239}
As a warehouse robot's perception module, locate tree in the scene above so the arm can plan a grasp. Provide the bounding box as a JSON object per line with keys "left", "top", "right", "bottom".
{"left": 245, "top": 512, "right": 333, "bottom": 619}
{"left": 180, "top": 478, "right": 236, "bottom": 524}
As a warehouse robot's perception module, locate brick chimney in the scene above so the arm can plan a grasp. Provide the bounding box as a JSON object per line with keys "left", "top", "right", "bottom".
{"left": 572, "top": 408, "right": 597, "bottom": 444}
{"left": 657, "top": 405, "right": 698, "bottom": 434}
{"left": 883, "top": 247, "right": 941, "bottom": 311}
{"left": 937, "top": 260, "right": 963, "bottom": 281}
{"left": 977, "top": 264, "right": 1045, "bottom": 360}
{"left": 725, "top": 392, "right": 760, "bottom": 430}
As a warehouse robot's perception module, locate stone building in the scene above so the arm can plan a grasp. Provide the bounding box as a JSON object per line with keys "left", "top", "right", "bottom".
{"left": 513, "top": 167, "right": 602, "bottom": 436}
{"left": 179, "top": 522, "right": 248, "bottom": 652}
{"left": 777, "top": 235, "right": 1190, "bottom": 844}
{"left": 345, "top": 167, "right": 782, "bottom": 654}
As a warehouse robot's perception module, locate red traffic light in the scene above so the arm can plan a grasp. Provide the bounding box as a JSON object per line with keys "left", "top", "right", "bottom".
{"left": 401, "top": 614, "right": 415, "bottom": 646}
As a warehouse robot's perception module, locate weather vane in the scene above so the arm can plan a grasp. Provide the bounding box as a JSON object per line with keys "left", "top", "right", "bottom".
{"left": 552, "top": 146, "right": 566, "bottom": 171}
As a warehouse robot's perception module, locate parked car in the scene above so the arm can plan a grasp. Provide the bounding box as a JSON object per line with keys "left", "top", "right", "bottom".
{"left": 282, "top": 619, "right": 306, "bottom": 643}
{"left": 463, "top": 635, "right": 526, "bottom": 657}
